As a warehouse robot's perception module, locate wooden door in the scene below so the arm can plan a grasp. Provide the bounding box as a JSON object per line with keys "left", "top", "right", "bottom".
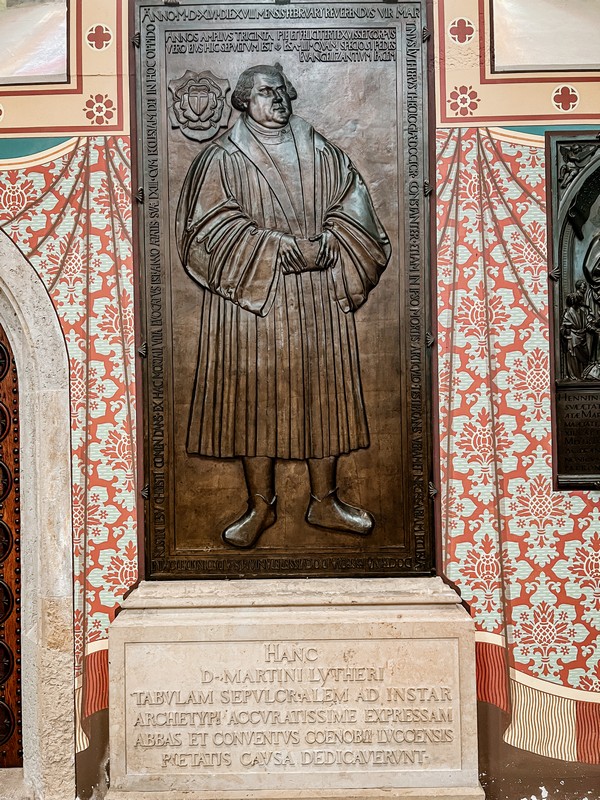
{"left": 0, "top": 324, "right": 21, "bottom": 767}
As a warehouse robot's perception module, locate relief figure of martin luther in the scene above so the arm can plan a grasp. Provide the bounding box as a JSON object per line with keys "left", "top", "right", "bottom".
{"left": 175, "top": 63, "right": 391, "bottom": 548}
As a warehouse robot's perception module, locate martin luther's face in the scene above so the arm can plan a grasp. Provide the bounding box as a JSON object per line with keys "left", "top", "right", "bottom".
{"left": 246, "top": 72, "right": 292, "bottom": 128}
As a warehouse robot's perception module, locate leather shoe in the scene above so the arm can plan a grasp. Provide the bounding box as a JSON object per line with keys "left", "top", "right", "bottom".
{"left": 222, "top": 494, "right": 276, "bottom": 549}
{"left": 305, "top": 488, "right": 374, "bottom": 535}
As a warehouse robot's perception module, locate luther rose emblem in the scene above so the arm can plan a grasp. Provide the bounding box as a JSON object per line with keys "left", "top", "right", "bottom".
{"left": 168, "top": 70, "right": 232, "bottom": 142}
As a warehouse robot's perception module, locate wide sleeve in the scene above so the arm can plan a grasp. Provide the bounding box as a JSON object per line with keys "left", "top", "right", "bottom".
{"left": 175, "top": 144, "right": 282, "bottom": 317}
{"left": 320, "top": 145, "right": 392, "bottom": 313}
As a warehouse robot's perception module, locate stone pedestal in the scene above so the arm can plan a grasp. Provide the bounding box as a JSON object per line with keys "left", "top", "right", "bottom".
{"left": 107, "top": 578, "right": 484, "bottom": 800}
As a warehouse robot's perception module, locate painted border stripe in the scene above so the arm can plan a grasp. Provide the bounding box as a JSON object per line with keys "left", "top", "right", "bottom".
{"left": 503, "top": 680, "right": 577, "bottom": 761}
{"left": 510, "top": 667, "right": 600, "bottom": 704}
{"left": 75, "top": 682, "right": 90, "bottom": 754}
{"left": 576, "top": 700, "right": 600, "bottom": 764}
{"left": 0, "top": 137, "right": 79, "bottom": 170}
{"left": 487, "top": 127, "right": 545, "bottom": 147}
{"left": 476, "top": 641, "right": 510, "bottom": 713}
{"left": 83, "top": 649, "right": 109, "bottom": 720}
{"left": 475, "top": 631, "right": 506, "bottom": 647}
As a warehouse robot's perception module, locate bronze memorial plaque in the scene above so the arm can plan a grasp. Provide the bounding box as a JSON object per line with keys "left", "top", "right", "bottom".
{"left": 135, "top": 0, "right": 433, "bottom": 577}
{"left": 548, "top": 133, "right": 600, "bottom": 488}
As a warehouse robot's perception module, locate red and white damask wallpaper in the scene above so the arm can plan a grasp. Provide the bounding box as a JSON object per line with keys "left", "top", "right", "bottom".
{"left": 437, "top": 126, "right": 600, "bottom": 765}
{"left": 0, "top": 136, "right": 136, "bottom": 751}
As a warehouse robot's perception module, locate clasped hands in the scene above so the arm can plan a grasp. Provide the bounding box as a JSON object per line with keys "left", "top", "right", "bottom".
{"left": 278, "top": 230, "right": 340, "bottom": 275}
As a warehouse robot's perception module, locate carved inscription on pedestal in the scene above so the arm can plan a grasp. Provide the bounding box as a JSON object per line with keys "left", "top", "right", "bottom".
{"left": 124, "top": 638, "right": 461, "bottom": 787}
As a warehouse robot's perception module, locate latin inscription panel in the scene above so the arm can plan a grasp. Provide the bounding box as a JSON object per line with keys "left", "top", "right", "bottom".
{"left": 556, "top": 387, "right": 600, "bottom": 484}
{"left": 124, "top": 637, "right": 461, "bottom": 789}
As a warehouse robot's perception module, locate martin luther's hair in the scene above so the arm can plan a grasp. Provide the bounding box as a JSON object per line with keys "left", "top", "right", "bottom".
{"left": 231, "top": 64, "right": 297, "bottom": 111}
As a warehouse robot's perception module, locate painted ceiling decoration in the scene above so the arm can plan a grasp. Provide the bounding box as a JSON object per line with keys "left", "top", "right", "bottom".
{"left": 0, "top": 1, "right": 128, "bottom": 136}
{"left": 435, "top": 0, "right": 600, "bottom": 127}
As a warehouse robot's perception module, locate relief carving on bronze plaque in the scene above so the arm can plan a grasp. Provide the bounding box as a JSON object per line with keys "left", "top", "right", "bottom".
{"left": 135, "top": 0, "right": 433, "bottom": 577}
{"left": 549, "top": 133, "right": 600, "bottom": 488}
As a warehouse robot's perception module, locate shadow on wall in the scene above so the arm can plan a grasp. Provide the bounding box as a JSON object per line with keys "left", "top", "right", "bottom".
{"left": 76, "top": 711, "right": 109, "bottom": 800}
{"left": 479, "top": 702, "right": 600, "bottom": 800}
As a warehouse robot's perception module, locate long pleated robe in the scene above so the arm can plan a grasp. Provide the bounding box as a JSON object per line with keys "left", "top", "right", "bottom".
{"left": 175, "top": 114, "right": 391, "bottom": 460}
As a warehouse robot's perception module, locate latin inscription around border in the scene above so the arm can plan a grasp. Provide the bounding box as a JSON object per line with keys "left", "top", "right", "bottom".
{"left": 137, "top": 0, "right": 433, "bottom": 579}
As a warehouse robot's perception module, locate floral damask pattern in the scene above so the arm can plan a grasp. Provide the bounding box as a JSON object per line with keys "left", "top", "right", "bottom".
{"left": 554, "top": 517, "right": 600, "bottom": 629}
{"left": 511, "top": 600, "right": 588, "bottom": 682}
{"left": 437, "top": 129, "right": 600, "bottom": 737}
{"left": 0, "top": 138, "right": 136, "bottom": 732}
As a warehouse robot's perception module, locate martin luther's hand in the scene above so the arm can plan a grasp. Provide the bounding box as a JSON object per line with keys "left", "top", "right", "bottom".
{"left": 279, "top": 232, "right": 340, "bottom": 274}
{"left": 315, "top": 230, "right": 340, "bottom": 270}
{"left": 278, "top": 235, "right": 308, "bottom": 274}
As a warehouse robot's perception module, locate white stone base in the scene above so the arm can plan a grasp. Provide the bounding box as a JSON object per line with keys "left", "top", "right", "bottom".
{"left": 107, "top": 578, "right": 484, "bottom": 800}
{"left": 107, "top": 789, "right": 485, "bottom": 800}
{"left": 0, "top": 769, "right": 34, "bottom": 800}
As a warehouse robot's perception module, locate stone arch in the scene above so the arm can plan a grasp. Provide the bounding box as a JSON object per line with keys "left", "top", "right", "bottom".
{"left": 0, "top": 231, "right": 74, "bottom": 799}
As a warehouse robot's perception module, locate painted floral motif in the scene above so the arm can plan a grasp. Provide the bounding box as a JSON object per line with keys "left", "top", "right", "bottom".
{"left": 552, "top": 85, "right": 580, "bottom": 113}
{"left": 448, "top": 85, "right": 480, "bottom": 117}
{"left": 442, "top": 479, "right": 476, "bottom": 538}
{"left": 102, "top": 541, "right": 137, "bottom": 590}
{"left": 96, "top": 290, "right": 135, "bottom": 355}
{"left": 93, "top": 146, "right": 131, "bottom": 239}
{"left": 500, "top": 346, "right": 550, "bottom": 435}
{"left": 448, "top": 512, "right": 503, "bottom": 631}
{"left": 503, "top": 541, "right": 534, "bottom": 602}
{"left": 454, "top": 407, "right": 513, "bottom": 494}
{"left": 454, "top": 284, "right": 513, "bottom": 362}
{"left": 448, "top": 18, "right": 475, "bottom": 45}
{"left": 508, "top": 220, "right": 547, "bottom": 295}
{"left": 514, "top": 147, "right": 545, "bottom": 188}
{"left": 72, "top": 483, "right": 86, "bottom": 560}
{"left": 511, "top": 600, "right": 588, "bottom": 681}
{"left": 458, "top": 532, "right": 502, "bottom": 612}
{"left": 84, "top": 94, "right": 116, "bottom": 125}
{"left": 86, "top": 24, "right": 113, "bottom": 51}
{"left": 0, "top": 174, "right": 39, "bottom": 228}
{"left": 457, "top": 167, "right": 497, "bottom": 212}
{"left": 577, "top": 659, "right": 600, "bottom": 693}
{"left": 510, "top": 474, "right": 567, "bottom": 530}
{"left": 49, "top": 240, "right": 87, "bottom": 322}
{"left": 554, "top": 530, "right": 600, "bottom": 627}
